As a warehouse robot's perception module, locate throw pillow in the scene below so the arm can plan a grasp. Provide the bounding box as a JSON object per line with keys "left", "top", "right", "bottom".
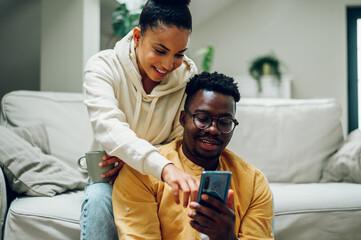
{"left": 227, "top": 98, "right": 343, "bottom": 183}
{"left": 0, "top": 169, "right": 6, "bottom": 237}
{"left": 11, "top": 124, "right": 50, "bottom": 154}
{"left": 0, "top": 126, "right": 87, "bottom": 197}
{"left": 321, "top": 129, "right": 361, "bottom": 183}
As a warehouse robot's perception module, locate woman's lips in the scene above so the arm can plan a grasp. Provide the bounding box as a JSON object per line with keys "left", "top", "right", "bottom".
{"left": 153, "top": 66, "right": 167, "bottom": 77}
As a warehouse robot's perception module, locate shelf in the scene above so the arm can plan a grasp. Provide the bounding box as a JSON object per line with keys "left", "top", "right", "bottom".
{"left": 233, "top": 75, "right": 292, "bottom": 99}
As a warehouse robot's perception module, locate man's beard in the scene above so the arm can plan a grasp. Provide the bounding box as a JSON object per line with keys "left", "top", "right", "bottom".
{"left": 193, "top": 132, "right": 223, "bottom": 161}
{"left": 194, "top": 148, "right": 222, "bottom": 162}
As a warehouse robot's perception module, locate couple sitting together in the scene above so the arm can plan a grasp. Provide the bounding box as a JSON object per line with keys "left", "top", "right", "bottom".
{"left": 113, "top": 71, "right": 274, "bottom": 239}
{"left": 81, "top": 0, "right": 273, "bottom": 239}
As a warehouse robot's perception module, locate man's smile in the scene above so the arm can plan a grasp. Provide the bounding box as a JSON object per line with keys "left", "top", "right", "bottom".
{"left": 198, "top": 136, "right": 222, "bottom": 151}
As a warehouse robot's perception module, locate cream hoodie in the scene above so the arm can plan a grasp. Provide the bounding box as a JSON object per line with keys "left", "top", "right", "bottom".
{"left": 83, "top": 32, "right": 198, "bottom": 180}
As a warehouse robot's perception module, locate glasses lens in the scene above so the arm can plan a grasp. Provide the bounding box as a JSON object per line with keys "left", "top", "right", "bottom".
{"left": 218, "top": 117, "right": 235, "bottom": 133}
{"left": 194, "top": 113, "right": 211, "bottom": 129}
{"left": 193, "top": 112, "right": 235, "bottom": 133}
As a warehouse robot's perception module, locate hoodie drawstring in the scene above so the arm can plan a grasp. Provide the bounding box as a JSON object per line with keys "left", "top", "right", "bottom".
{"left": 140, "top": 97, "right": 159, "bottom": 138}
{"left": 131, "top": 91, "right": 142, "bottom": 129}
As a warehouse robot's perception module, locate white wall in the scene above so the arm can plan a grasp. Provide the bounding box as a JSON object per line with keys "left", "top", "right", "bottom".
{"left": 40, "top": 0, "right": 100, "bottom": 92}
{"left": 100, "top": 0, "right": 118, "bottom": 50}
{"left": 2, "top": 0, "right": 360, "bottom": 133}
{"left": 0, "top": 0, "right": 41, "bottom": 104}
{"left": 189, "top": 0, "right": 361, "bottom": 134}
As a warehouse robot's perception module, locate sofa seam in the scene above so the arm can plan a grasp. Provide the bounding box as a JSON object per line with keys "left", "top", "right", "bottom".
{"left": 237, "top": 99, "right": 339, "bottom": 107}
{"left": 3, "top": 91, "right": 84, "bottom": 104}
{"left": 275, "top": 207, "right": 361, "bottom": 216}
{"left": 8, "top": 207, "right": 79, "bottom": 224}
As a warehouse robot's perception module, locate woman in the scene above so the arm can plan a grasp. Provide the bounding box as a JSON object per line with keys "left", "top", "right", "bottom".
{"left": 80, "top": 0, "right": 199, "bottom": 239}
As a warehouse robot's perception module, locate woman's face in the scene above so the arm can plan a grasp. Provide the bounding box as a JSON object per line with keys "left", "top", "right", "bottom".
{"left": 133, "top": 25, "right": 191, "bottom": 83}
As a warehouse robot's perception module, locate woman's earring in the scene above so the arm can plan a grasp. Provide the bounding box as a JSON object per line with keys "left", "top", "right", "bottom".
{"left": 135, "top": 34, "right": 140, "bottom": 40}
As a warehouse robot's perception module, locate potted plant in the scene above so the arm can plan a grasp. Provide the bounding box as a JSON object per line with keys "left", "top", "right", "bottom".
{"left": 249, "top": 53, "right": 282, "bottom": 93}
{"left": 106, "top": 0, "right": 145, "bottom": 48}
{"left": 112, "top": 1, "right": 144, "bottom": 38}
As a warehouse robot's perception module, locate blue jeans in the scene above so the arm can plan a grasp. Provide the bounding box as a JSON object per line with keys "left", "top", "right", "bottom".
{"left": 79, "top": 182, "right": 118, "bottom": 240}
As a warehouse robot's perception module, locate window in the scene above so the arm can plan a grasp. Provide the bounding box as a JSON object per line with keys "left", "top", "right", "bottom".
{"left": 347, "top": 7, "right": 361, "bottom": 132}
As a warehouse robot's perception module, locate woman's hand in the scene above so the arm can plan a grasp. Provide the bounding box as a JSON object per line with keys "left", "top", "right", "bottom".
{"left": 188, "top": 190, "right": 237, "bottom": 240}
{"left": 161, "top": 164, "right": 200, "bottom": 208}
{"left": 99, "top": 154, "right": 125, "bottom": 184}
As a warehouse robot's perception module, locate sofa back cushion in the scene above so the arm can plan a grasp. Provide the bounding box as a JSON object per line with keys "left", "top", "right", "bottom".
{"left": 0, "top": 91, "right": 93, "bottom": 169}
{"left": 227, "top": 98, "right": 344, "bottom": 183}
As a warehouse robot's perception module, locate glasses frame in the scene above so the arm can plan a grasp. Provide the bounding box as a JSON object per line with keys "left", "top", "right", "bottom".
{"left": 185, "top": 110, "right": 239, "bottom": 134}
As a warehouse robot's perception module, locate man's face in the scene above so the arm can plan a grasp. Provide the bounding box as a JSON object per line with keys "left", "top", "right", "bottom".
{"left": 180, "top": 90, "right": 236, "bottom": 169}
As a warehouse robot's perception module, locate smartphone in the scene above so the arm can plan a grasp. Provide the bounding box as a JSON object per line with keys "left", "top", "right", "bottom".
{"left": 197, "top": 171, "right": 232, "bottom": 204}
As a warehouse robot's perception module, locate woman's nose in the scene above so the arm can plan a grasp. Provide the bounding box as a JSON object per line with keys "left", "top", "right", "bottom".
{"left": 162, "top": 56, "right": 173, "bottom": 71}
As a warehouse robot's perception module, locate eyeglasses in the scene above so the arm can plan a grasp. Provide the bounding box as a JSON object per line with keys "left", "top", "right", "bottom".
{"left": 185, "top": 110, "right": 239, "bottom": 134}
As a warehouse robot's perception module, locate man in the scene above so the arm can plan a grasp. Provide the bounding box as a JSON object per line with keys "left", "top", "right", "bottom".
{"left": 113, "top": 72, "right": 274, "bottom": 240}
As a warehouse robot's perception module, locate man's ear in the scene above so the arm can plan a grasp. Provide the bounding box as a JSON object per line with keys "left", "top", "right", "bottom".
{"left": 133, "top": 27, "right": 141, "bottom": 46}
{"left": 180, "top": 110, "right": 186, "bottom": 127}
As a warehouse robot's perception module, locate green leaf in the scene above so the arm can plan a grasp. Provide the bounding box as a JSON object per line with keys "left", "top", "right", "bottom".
{"left": 190, "top": 46, "right": 215, "bottom": 72}
{"left": 202, "top": 46, "right": 214, "bottom": 72}
{"left": 112, "top": 3, "right": 142, "bottom": 38}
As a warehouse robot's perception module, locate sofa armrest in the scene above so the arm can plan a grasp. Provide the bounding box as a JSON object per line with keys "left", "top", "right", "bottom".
{"left": 0, "top": 167, "right": 7, "bottom": 239}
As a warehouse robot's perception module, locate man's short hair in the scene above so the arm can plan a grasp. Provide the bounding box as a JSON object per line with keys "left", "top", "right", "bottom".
{"left": 184, "top": 71, "right": 241, "bottom": 110}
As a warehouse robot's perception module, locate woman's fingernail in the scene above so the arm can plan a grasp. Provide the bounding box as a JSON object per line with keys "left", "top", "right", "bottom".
{"left": 101, "top": 174, "right": 105, "bottom": 178}
{"left": 189, "top": 202, "right": 197, "bottom": 208}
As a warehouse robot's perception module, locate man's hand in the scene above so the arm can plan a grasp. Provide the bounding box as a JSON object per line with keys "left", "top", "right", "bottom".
{"left": 99, "top": 154, "right": 125, "bottom": 184}
{"left": 188, "top": 190, "right": 237, "bottom": 240}
{"left": 161, "top": 164, "right": 199, "bottom": 208}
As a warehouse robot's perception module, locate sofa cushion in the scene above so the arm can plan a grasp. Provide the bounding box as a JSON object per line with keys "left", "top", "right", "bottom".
{"left": 3, "top": 190, "right": 83, "bottom": 240}
{"left": 227, "top": 98, "right": 344, "bottom": 183}
{"left": 0, "top": 90, "right": 93, "bottom": 169}
{"left": 0, "top": 126, "right": 86, "bottom": 197}
{"left": 271, "top": 183, "right": 361, "bottom": 240}
{"left": 321, "top": 129, "right": 361, "bottom": 183}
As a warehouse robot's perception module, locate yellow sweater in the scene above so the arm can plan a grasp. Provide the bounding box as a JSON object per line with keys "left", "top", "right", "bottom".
{"left": 113, "top": 139, "right": 274, "bottom": 240}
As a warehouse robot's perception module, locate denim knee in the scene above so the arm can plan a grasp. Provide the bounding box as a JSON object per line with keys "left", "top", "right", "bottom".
{"left": 82, "top": 183, "right": 113, "bottom": 214}
{"left": 80, "top": 183, "right": 118, "bottom": 240}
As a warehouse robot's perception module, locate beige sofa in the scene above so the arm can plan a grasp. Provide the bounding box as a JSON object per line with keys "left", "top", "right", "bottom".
{"left": 1, "top": 90, "right": 361, "bottom": 240}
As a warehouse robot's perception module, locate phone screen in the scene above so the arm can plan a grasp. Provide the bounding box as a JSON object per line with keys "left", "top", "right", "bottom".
{"left": 197, "top": 171, "right": 232, "bottom": 203}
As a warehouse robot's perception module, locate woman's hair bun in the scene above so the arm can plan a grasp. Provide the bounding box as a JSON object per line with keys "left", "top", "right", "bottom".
{"left": 152, "top": 0, "right": 191, "bottom": 6}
